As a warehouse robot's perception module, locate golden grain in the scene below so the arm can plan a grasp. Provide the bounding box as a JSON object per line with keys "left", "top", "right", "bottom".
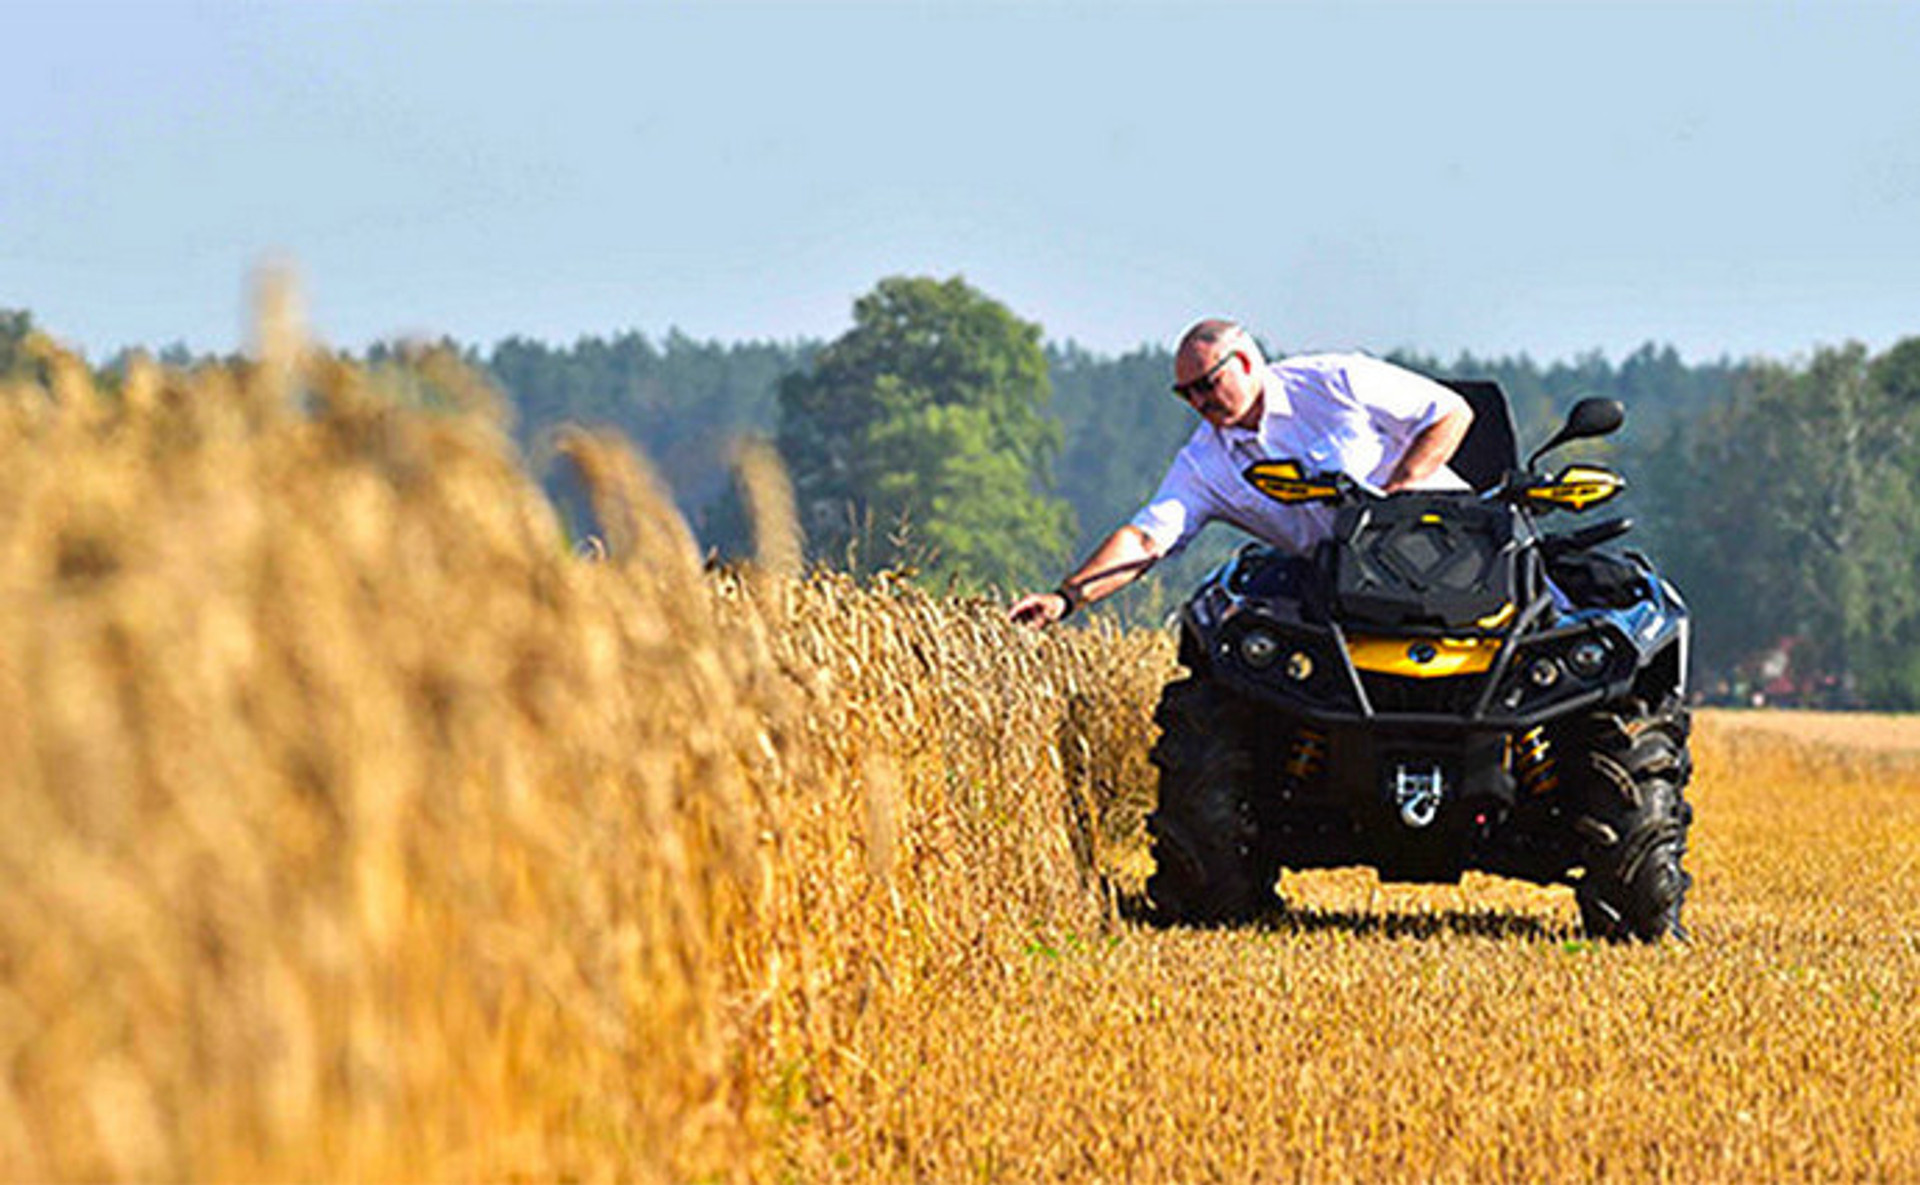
{"left": 3, "top": 341, "right": 1915, "bottom": 1181}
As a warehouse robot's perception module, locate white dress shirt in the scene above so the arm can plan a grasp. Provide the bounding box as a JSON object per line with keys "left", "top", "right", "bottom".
{"left": 1129, "top": 353, "right": 1471, "bottom": 557}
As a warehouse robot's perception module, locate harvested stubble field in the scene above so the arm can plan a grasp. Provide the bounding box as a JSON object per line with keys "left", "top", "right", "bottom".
{"left": 3, "top": 330, "right": 1917, "bottom": 1182}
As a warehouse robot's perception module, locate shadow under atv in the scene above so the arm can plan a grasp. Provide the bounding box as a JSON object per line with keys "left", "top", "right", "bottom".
{"left": 1119, "top": 892, "right": 1564, "bottom": 942}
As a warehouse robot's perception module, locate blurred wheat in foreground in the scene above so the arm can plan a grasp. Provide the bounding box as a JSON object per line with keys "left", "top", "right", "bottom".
{"left": 3, "top": 337, "right": 1916, "bottom": 1182}
{"left": 0, "top": 334, "right": 1158, "bottom": 1181}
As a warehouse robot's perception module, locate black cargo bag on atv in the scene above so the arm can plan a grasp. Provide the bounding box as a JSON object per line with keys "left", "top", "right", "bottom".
{"left": 1545, "top": 548, "right": 1653, "bottom": 610}
{"left": 1329, "top": 494, "right": 1527, "bottom": 630}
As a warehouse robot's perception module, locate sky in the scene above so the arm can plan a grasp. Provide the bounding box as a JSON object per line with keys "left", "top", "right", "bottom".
{"left": 4, "top": 1, "right": 1917, "bottom": 365}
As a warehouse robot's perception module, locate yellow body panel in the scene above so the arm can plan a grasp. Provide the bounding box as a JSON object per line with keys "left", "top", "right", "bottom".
{"left": 1346, "top": 634, "right": 1503, "bottom": 678}
{"left": 1475, "top": 602, "right": 1517, "bottom": 629}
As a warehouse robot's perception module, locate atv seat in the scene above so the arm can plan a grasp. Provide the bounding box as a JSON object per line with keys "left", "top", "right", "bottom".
{"left": 1438, "top": 379, "right": 1519, "bottom": 493}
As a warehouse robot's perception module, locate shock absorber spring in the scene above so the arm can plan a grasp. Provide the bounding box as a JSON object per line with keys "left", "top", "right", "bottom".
{"left": 1284, "top": 725, "right": 1330, "bottom": 786}
{"left": 1514, "top": 726, "right": 1559, "bottom": 796}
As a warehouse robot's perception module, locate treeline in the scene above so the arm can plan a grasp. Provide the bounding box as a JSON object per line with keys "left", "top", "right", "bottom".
{"left": 5, "top": 289, "right": 1918, "bottom": 705}
{"left": 481, "top": 330, "right": 814, "bottom": 542}
{"left": 1635, "top": 341, "right": 1920, "bottom": 705}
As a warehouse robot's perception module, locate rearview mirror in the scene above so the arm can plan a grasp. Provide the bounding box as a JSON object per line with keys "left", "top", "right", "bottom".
{"left": 1527, "top": 398, "right": 1626, "bottom": 471}
{"left": 1566, "top": 397, "right": 1625, "bottom": 438}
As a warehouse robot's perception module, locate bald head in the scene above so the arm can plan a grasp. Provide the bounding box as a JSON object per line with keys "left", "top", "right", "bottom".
{"left": 1172, "top": 317, "right": 1269, "bottom": 430}
{"left": 1176, "top": 318, "right": 1268, "bottom": 373}
{"left": 1178, "top": 319, "right": 1243, "bottom": 353}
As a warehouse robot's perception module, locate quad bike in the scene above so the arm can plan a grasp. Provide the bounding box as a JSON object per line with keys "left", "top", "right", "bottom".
{"left": 1145, "top": 384, "right": 1694, "bottom": 941}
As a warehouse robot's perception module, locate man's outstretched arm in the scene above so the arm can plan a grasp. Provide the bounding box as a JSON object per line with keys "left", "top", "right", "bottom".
{"left": 1008, "top": 525, "right": 1164, "bottom": 628}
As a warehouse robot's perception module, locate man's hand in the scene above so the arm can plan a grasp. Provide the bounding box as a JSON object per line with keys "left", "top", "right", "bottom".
{"left": 1009, "top": 588, "right": 1073, "bottom": 629}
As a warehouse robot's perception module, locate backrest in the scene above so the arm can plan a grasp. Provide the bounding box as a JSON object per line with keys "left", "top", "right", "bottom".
{"left": 1438, "top": 379, "right": 1519, "bottom": 493}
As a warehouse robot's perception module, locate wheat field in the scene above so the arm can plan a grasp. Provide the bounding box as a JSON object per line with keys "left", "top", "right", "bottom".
{"left": 3, "top": 324, "right": 1916, "bottom": 1181}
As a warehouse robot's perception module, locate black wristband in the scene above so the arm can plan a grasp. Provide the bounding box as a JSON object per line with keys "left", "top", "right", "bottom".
{"left": 1054, "top": 584, "right": 1078, "bottom": 619}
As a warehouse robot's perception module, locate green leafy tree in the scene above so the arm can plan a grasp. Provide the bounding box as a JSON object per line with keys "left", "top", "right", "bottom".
{"left": 778, "top": 276, "right": 1071, "bottom": 588}
{"left": 1659, "top": 340, "right": 1920, "bottom": 704}
{"left": 1870, "top": 337, "right": 1920, "bottom": 405}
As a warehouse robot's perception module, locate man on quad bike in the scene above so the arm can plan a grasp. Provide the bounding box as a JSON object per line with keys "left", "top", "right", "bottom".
{"left": 1010, "top": 317, "right": 1694, "bottom": 942}
{"left": 1009, "top": 318, "right": 1475, "bottom": 625}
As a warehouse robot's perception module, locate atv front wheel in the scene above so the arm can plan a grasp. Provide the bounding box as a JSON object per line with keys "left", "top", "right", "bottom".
{"left": 1568, "top": 698, "right": 1694, "bottom": 942}
{"left": 1145, "top": 678, "right": 1276, "bottom": 923}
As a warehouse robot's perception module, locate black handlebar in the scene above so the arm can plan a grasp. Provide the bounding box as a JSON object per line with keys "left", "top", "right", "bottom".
{"left": 1540, "top": 516, "right": 1634, "bottom": 556}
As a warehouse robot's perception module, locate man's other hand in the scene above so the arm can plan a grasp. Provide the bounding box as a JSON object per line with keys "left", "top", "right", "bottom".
{"left": 1008, "top": 589, "right": 1071, "bottom": 629}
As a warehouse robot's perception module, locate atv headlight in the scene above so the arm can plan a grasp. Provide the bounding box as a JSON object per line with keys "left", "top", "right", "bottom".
{"left": 1527, "top": 656, "right": 1562, "bottom": 689}
{"left": 1285, "top": 651, "right": 1314, "bottom": 682}
{"left": 1239, "top": 629, "right": 1281, "bottom": 669}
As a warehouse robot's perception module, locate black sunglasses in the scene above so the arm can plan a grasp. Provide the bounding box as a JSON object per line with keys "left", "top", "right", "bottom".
{"left": 1171, "top": 349, "right": 1240, "bottom": 401}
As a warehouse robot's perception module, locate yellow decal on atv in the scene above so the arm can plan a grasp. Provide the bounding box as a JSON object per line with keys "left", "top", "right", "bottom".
{"left": 1524, "top": 464, "right": 1625, "bottom": 512}
{"left": 1244, "top": 459, "right": 1343, "bottom": 504}
{"left": 1346, "top": 634, "right": 1503, "bottom": 678}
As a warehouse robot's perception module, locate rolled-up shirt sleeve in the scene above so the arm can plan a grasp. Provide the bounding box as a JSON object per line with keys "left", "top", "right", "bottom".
{"left": 1344, "top": 354, "right": 1470, "bottom": 437}
{"left": 1128, "top": 448, "right": 1215, "bottom": 557}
